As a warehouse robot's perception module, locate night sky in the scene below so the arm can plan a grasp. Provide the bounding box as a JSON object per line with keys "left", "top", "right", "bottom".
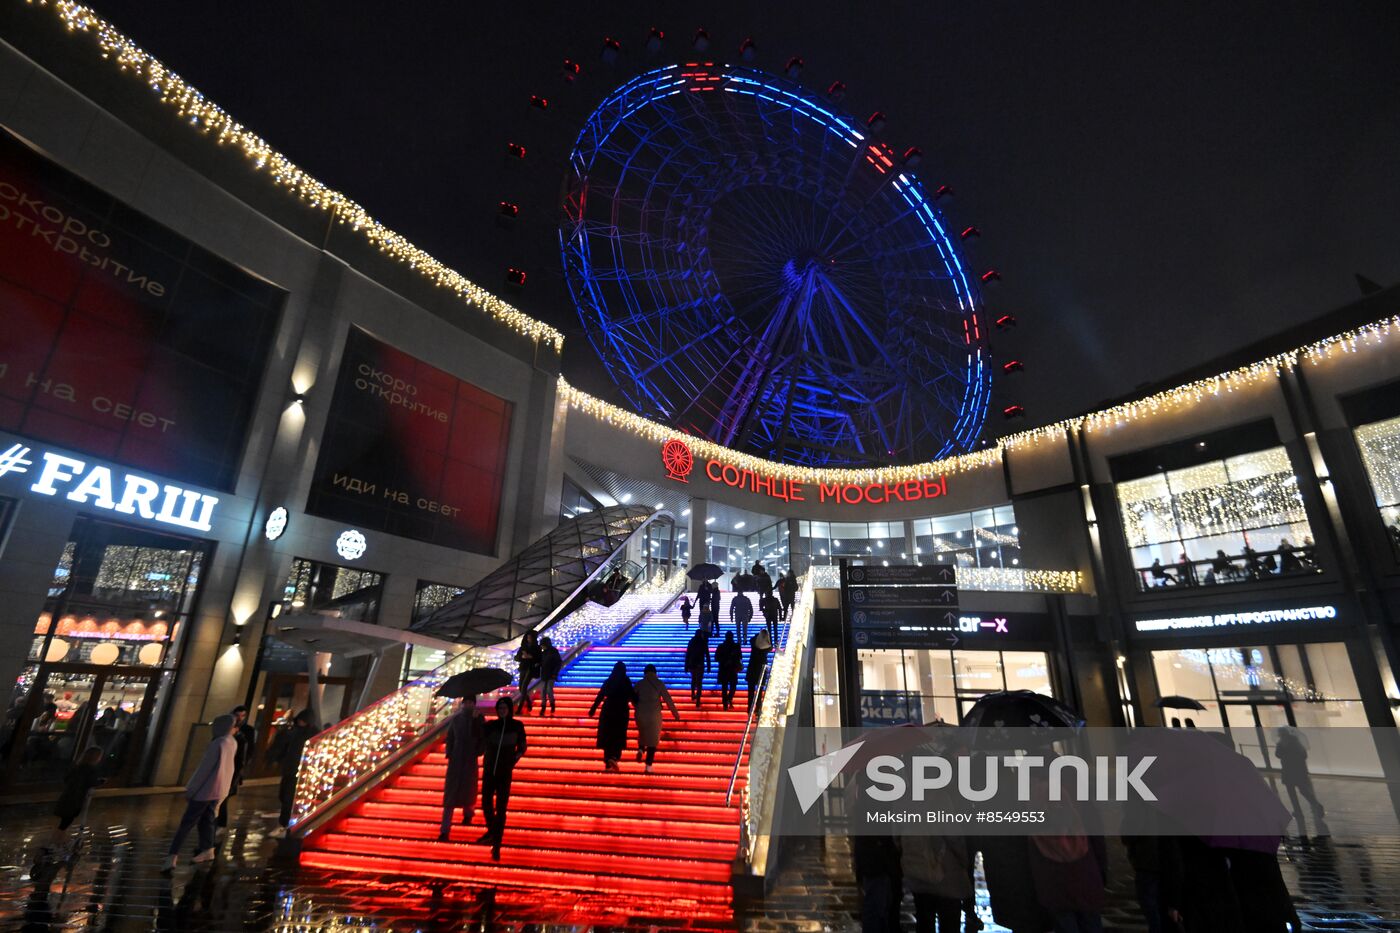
{"left": 81, "top": 1, "right": 1400, "bottom": 435}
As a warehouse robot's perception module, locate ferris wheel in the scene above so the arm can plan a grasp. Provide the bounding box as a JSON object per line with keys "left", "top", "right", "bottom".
{"left": 560, "top": 61, "right": 992, "bottom": 467}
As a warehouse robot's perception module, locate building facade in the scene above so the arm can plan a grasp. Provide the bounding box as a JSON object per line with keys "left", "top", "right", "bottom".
{"left": 1, "top": 4, "right": 1398, "bottom": 795}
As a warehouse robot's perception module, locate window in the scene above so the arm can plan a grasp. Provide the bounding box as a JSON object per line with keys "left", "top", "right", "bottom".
{"left": 1116, "top": 446, "right": 1317, "bottom": 591}
{"left": 801, "top": 507, "right": 1020, "bottom": 569}
{"left": 857, "top": 647, "right": 1054, "bottom": 727}
{"left": 1150, "top": 643, "right": 1378, "bottom": 777}
{"left": 1355, "top": 414, "right": 1400, "bottom": 558}
{"left": 560, "top": 476, "right": 603, "bottom": 522}
{"left": 282, "top": 558, "right": 384, "bottom": 623}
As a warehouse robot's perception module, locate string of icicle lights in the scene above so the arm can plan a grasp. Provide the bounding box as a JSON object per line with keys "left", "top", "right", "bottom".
{"left": 29, "top": 0, "right": 565, "bottom": 351}
{"left": 563, "top": 314, "right": 1400, "bottom": 483}
{"left": 30, "top": 1, "right": 1399, "bottom": 466}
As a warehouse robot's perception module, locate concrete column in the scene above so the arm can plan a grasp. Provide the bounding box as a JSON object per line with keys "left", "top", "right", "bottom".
{"left": 687, "top": 499, "right": 709, "bottom": 591}
{"left": 786, "top": 518, "right": 805, "bottom": 575}
{"left": 903, "top": 520, "right": 917, "bottom": 563}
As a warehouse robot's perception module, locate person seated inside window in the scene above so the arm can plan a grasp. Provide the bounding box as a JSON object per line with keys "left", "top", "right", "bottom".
{"left": 1149, "top": 558, "right": 1176, "bottom": 586}
{"left": 1278, "top": 539, "right": 1303, "bottom": 574}
{"left": 1243, "top": 544, "right": 1264, "bottom": 579}
{"left": 1210, "top": 549, "right": 1233, "bottom": 581}
{"left": 1175, "top": 552, "right": 1195, "bottom": 586}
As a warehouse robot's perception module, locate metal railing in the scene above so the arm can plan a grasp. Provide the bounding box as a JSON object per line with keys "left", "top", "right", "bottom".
{"left": 739, "top": 571, "right": 817, "bottom": 866}
{"left": 807, "top": 562, "right": 1082, "bottom": 593}
{"left": 1135, "top": 547, "right": 1320, "bottom": 592}
{"left": 725, "top": 657, "right": 770, "bottom": 806}
{"left": 289, "top": 567, "right": 687, "bottom": 832}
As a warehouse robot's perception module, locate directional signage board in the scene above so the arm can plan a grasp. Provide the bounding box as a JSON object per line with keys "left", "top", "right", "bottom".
{"left": 840, "top": 562, "right": 960, "bottom": 649}
{"left": 848, "top": 585, "right": 958, "bottom": 608}
{"left": 845, "top": 564, "right": 956, "bottom": 586}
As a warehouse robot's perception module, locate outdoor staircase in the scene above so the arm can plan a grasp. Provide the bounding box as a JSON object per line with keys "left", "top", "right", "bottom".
{"left": 299, "top": 591, "right": 789, "bottom": 911}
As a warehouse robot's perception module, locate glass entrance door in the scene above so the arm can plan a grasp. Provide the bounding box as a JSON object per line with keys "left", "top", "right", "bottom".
{"left": 1221, "top": 699, "right": 1294, "bottom": 770}
{"left": 5, "top": 665, "right": 158, "bottom": 787}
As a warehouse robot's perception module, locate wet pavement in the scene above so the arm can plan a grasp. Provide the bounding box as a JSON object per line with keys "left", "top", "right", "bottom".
{"left": 3, "top": 785, "right": 1400, "bottom": 931}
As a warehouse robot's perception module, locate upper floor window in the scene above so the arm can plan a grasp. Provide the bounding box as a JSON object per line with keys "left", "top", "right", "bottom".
{"left": 1355, "top": 414, "right": 1400, "bottom": 558}
{"left": 1116, "top": 445, "right": 1317, "bottom": 591}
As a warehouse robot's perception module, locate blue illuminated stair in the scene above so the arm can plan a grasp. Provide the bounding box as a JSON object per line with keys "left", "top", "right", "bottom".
{"left": 557, "top": 592, "right": 790, "bottom": 691}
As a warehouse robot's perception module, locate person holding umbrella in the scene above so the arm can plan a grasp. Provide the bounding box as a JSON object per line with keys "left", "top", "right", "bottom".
{"left": 438, "top": 696, "right": 484, "bottom": 841}
{"left": 477, "top": 696, "right": 526, "bottom": 861}
{"left": 589, "top": 662, "right": 637, "bottom": 770}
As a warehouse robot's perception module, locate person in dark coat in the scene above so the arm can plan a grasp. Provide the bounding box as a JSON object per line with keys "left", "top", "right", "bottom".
{"left": 778, "top": 569, "right": 797, "bottom": 621}
{"left": 588, "top": 662, "right": 637, "bottom": 770}
{"left": 267, "top": 709, "right": 315, "bottom": 837}
{"left": 50, "top": 745, "right": 104, "bottom": 846}
{"left": 716, "top": 633, "right": 742, "bottom": 710}
{"left": 760, "top": 593, "right": 780, "bottom": 644}
{"left": 685, "top": 630, "right": 709, "bottom": 707}
{"left": 753, "top": 562, "right": 773, "bottom": 600}
{"left": 217, "top": 705, "right": 255, "bottom": 829}
{"left": 978, "top": 835, "right": 1050, "bottom": 933}
{"left": 476, "top": 696, "right": 526, "bottom": 860}
{"left": 1275, "top": 726, "right": 1326, "bottom": 837}
{"left": 439, "top": 698, "right": 484, "bottom": 841}
{"left": 514, "top": 631, "right": 543, "bottom": 713}
{"left": 696, "top": 581, "right": 716, "bottom": 621}
{"left": 730, "top": 592, "right": 753, "bottom": 642}
{"left": 1122, "top": 804, "right": 1185, "bottom": 933}
{"left": 746, "top": 631, "right": 771, "bottom": 714}
{"left": 679, "top": 594, "right": 693, "bottom": 629}
{"left": 1029, "top": 832, "right": 1107, "bottom": 932}
{"left": 902, "top": 832, "right": 973, "bottom": 932}
{"left": 537, "top": 637, "right": 562, "bottom": 715}
{"left": 853, "top": 834, "right": 903, "bottom": 932}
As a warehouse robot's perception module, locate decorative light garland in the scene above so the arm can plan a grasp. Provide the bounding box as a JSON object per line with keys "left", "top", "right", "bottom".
{"left": 955, "top": 566, "right": 1082, "bottom": 594}
{"left": 290, "top": 569, "right": 686, "bottom": 827}
{"left": 745, "top": 571, "right": 816, "bottom": 847}
{"left": 26, "top": 0, "right": 564, "bottom": 352}
{"left": 559, "top": 378, "right": 1005, "bottom": 485}
{"left": 1355, "top": 415, "right": 1400, "bottom": 512}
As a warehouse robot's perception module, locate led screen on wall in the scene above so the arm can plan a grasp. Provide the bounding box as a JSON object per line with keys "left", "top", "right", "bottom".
{"left": 306, "top": 327, "right": 513, "bottom": 554}
{"left": 0, "top": 126, "right": 283, "bottom": 490}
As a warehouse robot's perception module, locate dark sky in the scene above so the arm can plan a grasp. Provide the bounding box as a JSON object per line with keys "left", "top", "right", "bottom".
{"left": 84, "top": 1, "right": 1400, "bottom": 433}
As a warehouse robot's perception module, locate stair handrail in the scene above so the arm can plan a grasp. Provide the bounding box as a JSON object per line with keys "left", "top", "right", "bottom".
{"left": 288, "top": 567, "right": 687, "bottom": 834}
{"left": 739, "top": 572, "right": 817, "bottom": 868}
{"left": 725, "top": 651, "right": 771, "bottom": 807}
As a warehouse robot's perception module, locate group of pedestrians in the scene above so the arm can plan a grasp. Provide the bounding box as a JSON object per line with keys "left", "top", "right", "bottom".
{"left": 685, "top": 627, "right": 771, "bottom": 712}
{"left": 513, "top": 631, "right": 562, "bottom": 715}
{"left": 436, "top": 695, "right": 527, "bottom": 861}
{"left": 589, "top": 662, "right": 681, "bottom": 772}
{"left": 155, "top": 705, "right": 312, "bottom": 871}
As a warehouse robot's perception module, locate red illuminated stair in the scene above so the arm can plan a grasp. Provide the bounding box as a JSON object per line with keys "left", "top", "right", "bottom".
{"left": 300, "top": 687, "right": 754, "bottom": 907}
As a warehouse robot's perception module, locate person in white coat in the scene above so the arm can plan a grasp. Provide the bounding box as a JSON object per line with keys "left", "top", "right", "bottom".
{"left": 162, "top": 714, "right": 237, "bottom": 872}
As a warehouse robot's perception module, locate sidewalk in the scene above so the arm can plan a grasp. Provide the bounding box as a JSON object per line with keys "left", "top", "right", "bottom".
{"left": 3, "top": 785, "right": 1399, "bottom": 931}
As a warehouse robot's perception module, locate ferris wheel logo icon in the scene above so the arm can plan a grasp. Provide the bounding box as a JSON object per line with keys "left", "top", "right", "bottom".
{"left": 662, "top": 438, "right": 694, "bottom": 483}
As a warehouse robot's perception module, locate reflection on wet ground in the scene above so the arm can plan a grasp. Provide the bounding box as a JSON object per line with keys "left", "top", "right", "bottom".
{"left": 3, "top": 785, "right": 1400, "bottom": 930}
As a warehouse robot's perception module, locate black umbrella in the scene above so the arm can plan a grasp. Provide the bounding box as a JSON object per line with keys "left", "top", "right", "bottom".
{"left": 436, "top": 667, "right": 511, "bottom": 698}
{"left": 688, "top": 563, "right": 723, "bottom": 581}
{"left": 960, "top": 690, "right": 1085, "bottom": 730}
{"left": 1156, "top": 695, "right": 1207, "bottom": 711}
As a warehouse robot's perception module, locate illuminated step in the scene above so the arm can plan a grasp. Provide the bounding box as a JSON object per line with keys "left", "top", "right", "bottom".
{"left": 377, "top": 781, "right": 736, "bottom": 809}
{"left": 362, "top": 790, "right": 738, "bottom": 825}
{"left": 403, "top": 765, "right": 747, "bottom": 791}
{"left": 416, "top": 750, "right": 748, "bottom": 771}
{"left": 354, "top": 801, "right": 741, "bottom": 841}
{"left": 306, "top": 832, "right": 734, "bottom": 881}
{"left": 332, "top": 817, "right": 737, "bottom": 860}
{"left": 299, "top": 849, "right": 734, "bottom": 900}
{"left": 394, "top": 772, "right": 744, "bottom": 799}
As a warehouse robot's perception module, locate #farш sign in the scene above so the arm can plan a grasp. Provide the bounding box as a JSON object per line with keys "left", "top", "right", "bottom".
{"left": 1135, "top": 605, "right": 1339, "bottom": 633}
{"left": 0, "top": 441, "right": 218, "bottom": 532}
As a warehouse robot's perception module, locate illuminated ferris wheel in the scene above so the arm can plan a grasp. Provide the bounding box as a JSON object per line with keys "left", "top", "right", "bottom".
{"left": 560, "top": 61, "right": 992, "bottom": 467}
